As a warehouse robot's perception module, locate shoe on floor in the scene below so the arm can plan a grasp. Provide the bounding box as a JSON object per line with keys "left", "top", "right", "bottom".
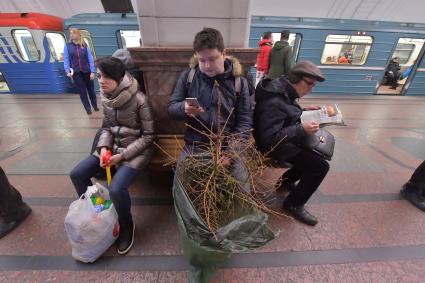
{"left": 86, "top": 110, "right": 92, "bottom": 115}
{"left": 282, "top": 200, "right": 318, "bottom": 226}
{"left": 117, "top": 219, "right": 135, "bottom": 255}
{"left": 0, "top": 203, "right": 32, "bottom": 239}
{"left": 400, "top": 184, "right": 425, "bottom": 212}
{"left": 93, "top": 107, "right": 99, "bottom": 112}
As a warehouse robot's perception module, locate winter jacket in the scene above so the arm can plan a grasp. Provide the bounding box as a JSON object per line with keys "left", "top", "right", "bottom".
{"left": 97, "top": 73, "right": 155, "bottom": 170}
{"left": 254, "top": 77, "right": 307, "bottom": 161}
{"left": 268, "top": 41, "right": 293, "bottom": 79}
{"left": 168, "top": 57, "right": 253, "bottom": 146}
{"left": 63, "top": 42, "right": 95, "bottom": 74}
{"left": 256, "top": 39, "right": 273, "bottom": 74}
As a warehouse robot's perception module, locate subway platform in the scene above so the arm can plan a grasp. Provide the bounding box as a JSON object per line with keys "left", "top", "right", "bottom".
{"left": 1, "top": 93, "right": 425, "bottom": 282}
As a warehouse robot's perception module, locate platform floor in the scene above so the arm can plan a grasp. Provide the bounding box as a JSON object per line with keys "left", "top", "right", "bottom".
{"left": 1, "top": 94, "right": 425, "bottom": 282}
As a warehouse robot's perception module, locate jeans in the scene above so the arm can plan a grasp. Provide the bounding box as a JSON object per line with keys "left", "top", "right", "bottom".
{"left": 73, "top": 72, "right": 97, "bottom": 112}
{"left": 70, "top": 155, "right": 138, "bottom": 224}
{"left": 274, "top": 149, "right": 330, "bottom": 206}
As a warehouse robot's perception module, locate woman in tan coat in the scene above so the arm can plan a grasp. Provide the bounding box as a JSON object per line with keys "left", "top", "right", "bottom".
{"left": 70, "top": 57, "right": 155, "bottom": 255}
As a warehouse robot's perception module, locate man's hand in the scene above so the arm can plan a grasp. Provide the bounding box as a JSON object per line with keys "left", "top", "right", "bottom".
{"left": 304, "top": 105, "right": 321, "bottom": 110}
{"left": 218, "top": 154, "right": 232, "bottom": 166}
{"left": 66, "top": 72, "right": 72, "bottom": 77}
{"left": 302, "top": 121, "right": 320, "bottom": 135}
{"left": 90, "top": 73, "right": 95, "bottom": 80}
{"left": 184, "top": 102, "right": 204, "bottom": 117}
{"left": 110, "top": 154, "right": 124, "bottom": 166}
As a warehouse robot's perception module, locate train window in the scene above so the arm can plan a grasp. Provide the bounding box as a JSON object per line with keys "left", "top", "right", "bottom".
{"left": 118, "top": 30, "right": 141, "bottom": 48}
{"left": 393, "top": 38, "right": 425, "bottom": 65}
{"left": 46, "top": 33, "right": 66, "bottom": 61}
{"left": 79, "top": 30, "right": 96, "bottom": 58}
{"left": 271, "top": 32, "right": 302, "bottom": 62}
{"left": 321, "top": 35, "right": 373, "bottom": 65}
{"left": 12, "top": 30, "right": 39, "bottom": 61}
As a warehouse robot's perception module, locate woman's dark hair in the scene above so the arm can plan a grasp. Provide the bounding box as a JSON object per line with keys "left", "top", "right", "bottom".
{"left": 96, "top": 56, "right": 126, "bottom": 83}
{"left": 193, "top": 27, "right": 224, "bottom": 53}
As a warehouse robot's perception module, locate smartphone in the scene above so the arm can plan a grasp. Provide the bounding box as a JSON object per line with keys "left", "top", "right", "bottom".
{"left": 186, "top": 97, "right": 200, "bottom": 107}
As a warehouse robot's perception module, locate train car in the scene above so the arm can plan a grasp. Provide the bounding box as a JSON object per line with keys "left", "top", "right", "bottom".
{"left": 63, "top": 13, "right": 141, "bottom": 58}
{"left": 0, "top": 13, "right": 71, "bottom": 94}
{"left": 250, "top": 16, "right": 425, "bottom": 96}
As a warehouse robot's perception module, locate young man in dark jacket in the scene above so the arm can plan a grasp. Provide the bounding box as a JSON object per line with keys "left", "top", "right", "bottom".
{"left": 0, "top": 166, "right": 31, "bottom": 239}
{"left": 268, "top": 30, "right": 292, "bottom": 79}
{"left": 168, "top": 27, "right": 253, "bottom": 190}
{"left": 254, "top": 61, "right": 328, "bottom": 226}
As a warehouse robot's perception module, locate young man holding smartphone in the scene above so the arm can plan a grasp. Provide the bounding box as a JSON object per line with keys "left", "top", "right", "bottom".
{"left": 168, "top": 28, "right": 253, "bottom": 190}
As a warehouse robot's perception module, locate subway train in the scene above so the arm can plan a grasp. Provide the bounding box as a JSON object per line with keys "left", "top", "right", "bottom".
{"left": 250, "top": 16, "right": 425, "bottom": 96}
{"left": 0, "top": 13, "right": 71, "bottom": 94}
{"left": 2, "top": 13, "right": 425, "bottom": 96}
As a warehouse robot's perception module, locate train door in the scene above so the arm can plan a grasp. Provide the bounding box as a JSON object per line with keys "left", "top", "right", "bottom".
{"left": 271, "top": 32, "right": 302, "bottom": 64}
{"left": 0, "top": 71, "right": 10, "bottom": 92}
{"left": 376, "top": 38, "right": 425, "bottom": 95}
{"left": 117, "top": 30, "right": 141, "bottom": 49}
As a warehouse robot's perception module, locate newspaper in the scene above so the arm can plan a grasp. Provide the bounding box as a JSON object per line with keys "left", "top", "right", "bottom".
{"left": 300, "top": 104, "right": 345, "bottom": 127}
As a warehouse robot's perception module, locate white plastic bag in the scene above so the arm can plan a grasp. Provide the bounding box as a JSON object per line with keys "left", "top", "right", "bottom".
{"left": 64, "top": 183, "right": 119, "bottom": 263}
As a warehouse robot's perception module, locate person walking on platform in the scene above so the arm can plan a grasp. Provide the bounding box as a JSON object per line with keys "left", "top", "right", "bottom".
{"left": 0, "top": 166, "right": 31, "bottom": 239}
{"left": 255, "top": 31, "right": 274, "bottom": 85}
{"left": 268, "top": 30, "right": 292, "bottom": 79}
{"left": 63, "top": 28, "right": 98, "bottom": 115}
{"left": 70, "top": 57, "right": 155, "bottom": 255}
{"left": 401, "top": 160, "right": 425, "bottom": 211}
{"left": 254, "top": 61, "right": 328, "bottom": 226}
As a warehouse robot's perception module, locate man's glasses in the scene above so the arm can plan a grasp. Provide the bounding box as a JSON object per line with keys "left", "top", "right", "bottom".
{"left": 302, "top": 78, "right": 316, "bottom": 87}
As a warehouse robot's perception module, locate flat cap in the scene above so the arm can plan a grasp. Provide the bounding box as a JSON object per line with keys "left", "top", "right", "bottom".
{"left": 289, "top": 61, "right": 325, "bottom": 82}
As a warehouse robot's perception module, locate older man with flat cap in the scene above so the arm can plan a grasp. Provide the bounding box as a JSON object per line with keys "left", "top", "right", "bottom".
{"left": 254, "top": 61, "right": 329, "bottom": 226}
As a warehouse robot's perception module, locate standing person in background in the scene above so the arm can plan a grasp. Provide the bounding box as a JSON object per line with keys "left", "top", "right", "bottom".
{"left": 268, "top": 30, "right": 292, "bottom": 79}
{"left": 64, "top": 28, "right": 98, "bottom": 115}
{"left": 255, "top": 31, "right": 274, "bottom": 85}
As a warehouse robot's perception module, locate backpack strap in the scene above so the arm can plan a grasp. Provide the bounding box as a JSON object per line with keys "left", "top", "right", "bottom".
{"left": 234, "top": 76, "right": 241, "bottom": 98}
{"left": 187, "top": 68, "right": 196, "bottom": 86}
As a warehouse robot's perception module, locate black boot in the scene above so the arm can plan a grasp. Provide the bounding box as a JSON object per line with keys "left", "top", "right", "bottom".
{"left": 0, "top": 202, "right": 32, "bottom": 239}
{"left": 276, "top": 178, "right": 297, "bottom": 193}
{"left": 117, "top": 218, "right": 135, "bottom": 255}
{"left": 400, "top": 183, "right": 425, "bottom": 212}
{"left": 282, "top": 200, "right": 318, "bottom": 226}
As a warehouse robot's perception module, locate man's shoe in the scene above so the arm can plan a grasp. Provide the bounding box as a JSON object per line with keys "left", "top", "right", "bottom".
{"left": 282, "top": 200, "right": 318, "bottom": 226}
{"left": 117, "top": 219, "right": 135, "bottom": 255}
{"left": 86, "top": 110, "right": 92, "bottom": 115}
{"left": 400, "top": 185, "right": 425, "bottom": 212}
{"left": 0, "top": 203, "right": 32, "bottom": 239}
{"left": 276, "top": 178, "right": 297, "bottom": 193}
{"left": 93, "top": 107, "right": 99, "bottom": 112}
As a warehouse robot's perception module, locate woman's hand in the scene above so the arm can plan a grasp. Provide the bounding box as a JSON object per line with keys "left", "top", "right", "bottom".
{"left": 184, "top": 102, "right": 204, "bottom": 117}
{"left": 99, "top": 147, "right": 108, "bottom": 168}
{"left": 302, "top": 122, "right": 320, "bottom": 135}
{"left": 109, "top": 154, "right": 124, "bottom": 166}
{"left": 90, "top": 73, "right": 95, "bottom": 80}
{"left": 304, "top": 105, "right": 321, "bottom": 110}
